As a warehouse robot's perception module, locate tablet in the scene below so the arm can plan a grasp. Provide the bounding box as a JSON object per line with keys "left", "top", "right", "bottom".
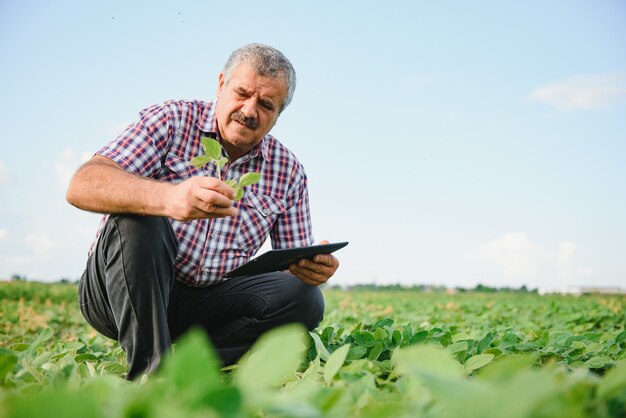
{"left": 223, "top": 241, "right": 349, "bottom": 278}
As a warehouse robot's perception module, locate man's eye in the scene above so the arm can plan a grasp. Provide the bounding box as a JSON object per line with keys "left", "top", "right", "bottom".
{"left": 261, "top": 102, "right": 274, "bottom": 111}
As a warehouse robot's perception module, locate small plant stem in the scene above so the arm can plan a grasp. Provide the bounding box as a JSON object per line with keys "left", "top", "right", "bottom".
{"left": 214, "top": 161, "right": 221, "bottom": 181}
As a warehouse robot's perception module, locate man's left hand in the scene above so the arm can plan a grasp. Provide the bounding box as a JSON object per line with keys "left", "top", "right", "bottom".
{"left": 288, "top": 240, "right": 340, "bottom": 286}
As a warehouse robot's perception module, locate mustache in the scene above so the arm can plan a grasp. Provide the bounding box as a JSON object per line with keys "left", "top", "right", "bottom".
{"left": 231, "top": 111, "right": 258, "bottom": 130}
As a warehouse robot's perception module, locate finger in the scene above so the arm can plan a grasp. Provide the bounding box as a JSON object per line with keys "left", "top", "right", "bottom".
{"left": 198, "top": 177, "right": 236, "bottom": 199}
{"left": 289, "top": 264, "right": 329, "bottom": 284}
{"left": 297, "top": 258, "right": 336, "bottom": 275}
{"left": 193, "top": 188, "right": 234, "bottom": 209}
{"left": 189, "top": 195, "right": 237, "bottom": 218}
{"left": 312, "top": 254, "right": 337, "bottom": 267}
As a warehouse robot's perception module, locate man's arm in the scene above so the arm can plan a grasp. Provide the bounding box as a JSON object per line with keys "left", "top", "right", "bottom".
{"left": 66, "top": 155, "right": 237, "bottom": 221}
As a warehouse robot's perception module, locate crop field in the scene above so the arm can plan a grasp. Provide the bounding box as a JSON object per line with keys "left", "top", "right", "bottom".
{"left": 1, "top": 281, "right": 625, "bottom": 418}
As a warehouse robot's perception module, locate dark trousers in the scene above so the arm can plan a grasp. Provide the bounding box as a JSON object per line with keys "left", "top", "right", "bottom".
{"left": 78, "top": 214, "right": 325, "bottom": 380}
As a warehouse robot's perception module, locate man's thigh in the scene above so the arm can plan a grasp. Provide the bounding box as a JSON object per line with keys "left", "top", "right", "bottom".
{"left": 168, "top": 272, "right": 325, "bottom": 340}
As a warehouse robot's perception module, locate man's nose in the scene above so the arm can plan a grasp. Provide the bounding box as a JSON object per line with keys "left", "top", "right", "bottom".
{"left": 240, "top": 98, "right": 258, "bottom": 118}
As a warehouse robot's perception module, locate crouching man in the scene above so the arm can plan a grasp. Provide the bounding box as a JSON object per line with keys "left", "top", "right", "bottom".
{"left": 66, "top": 43, "right": 339, "bottom": 380}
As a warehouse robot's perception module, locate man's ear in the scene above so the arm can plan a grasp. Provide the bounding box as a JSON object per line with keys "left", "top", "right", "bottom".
{"left": 216, "top": 72, "right": 225, "bottom": 97}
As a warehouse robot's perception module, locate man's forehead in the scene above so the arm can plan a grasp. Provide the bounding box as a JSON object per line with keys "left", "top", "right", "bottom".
{"left": 228, "top": 65, "right": 287, "bottom": 95}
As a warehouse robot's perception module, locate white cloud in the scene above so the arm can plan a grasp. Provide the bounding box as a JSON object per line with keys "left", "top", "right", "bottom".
{"left": 467, "top": 233, "right": 594, "bottom": 283}
{"left": 0, "top": 161, "right": 8, "bottom": 184}
{"left": 0, "top": 228, "right": 7, "bottom": 240}
{"left": 528, "top": 73, "right": 626, "bottom": 111}
{"left": 469, "top": 232, "right": 548, "bottom": 279}
{"left": 55, "top": 148, "right": 93, "bottom": 188}
{"left": 555, "top": 240, "right": 593, "bottom": 279}
{"left": 26, "top": 232, "right": 60, "bottom": 257}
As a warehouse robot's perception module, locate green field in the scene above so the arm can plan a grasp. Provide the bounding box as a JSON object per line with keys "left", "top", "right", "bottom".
{"left": 1, "top": 281, "right": 625, "bottom": 417}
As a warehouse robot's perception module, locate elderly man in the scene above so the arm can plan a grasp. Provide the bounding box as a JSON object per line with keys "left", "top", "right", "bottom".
{"left": 66, "top": 43, "right": 339, "bottom": 380}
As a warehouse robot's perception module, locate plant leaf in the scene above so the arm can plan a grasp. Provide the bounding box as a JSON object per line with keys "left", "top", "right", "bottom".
{"left": 464, "top": 353, "right": 494, "bottom": 374}
{"left": 236, "top": 324, "right": 307, "bottom": 393}
{"left": 201, "top": 137, "right": 222, "bottom": 160}
{"left": 238, "top": 172, "right": 261, "bottom": 187}
{"left": 190, "top": 155, "right": 211, "bottom": 168}
{"left": 233, "top": 186, "right": 243, "bottom": 201}
{"left": 309, "top": 332, "right": 330, "bottom": 361}
{"left": 217, "top": 157, "right": 229, "bottom": 170}
{"left": 323, "top": 344, "right": 350, "bottom": 383}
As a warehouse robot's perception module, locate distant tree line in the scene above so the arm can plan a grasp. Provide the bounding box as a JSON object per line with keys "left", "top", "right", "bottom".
{"left": 325, "top": 283, "right": 537, "bottom": 293}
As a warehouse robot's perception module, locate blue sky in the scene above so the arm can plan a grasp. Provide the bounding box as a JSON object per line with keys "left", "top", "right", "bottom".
{"left": 1, "top": 1, "right": 625, "bottom": 289}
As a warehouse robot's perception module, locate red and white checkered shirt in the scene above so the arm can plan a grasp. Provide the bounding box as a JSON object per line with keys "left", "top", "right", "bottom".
{"left": 91, "top": 99, "right": 314, "bottom": 286}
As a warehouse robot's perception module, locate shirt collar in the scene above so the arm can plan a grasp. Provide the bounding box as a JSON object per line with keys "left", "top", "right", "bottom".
{"left": 197, "top": 100, "right": 270, "bottom": 161}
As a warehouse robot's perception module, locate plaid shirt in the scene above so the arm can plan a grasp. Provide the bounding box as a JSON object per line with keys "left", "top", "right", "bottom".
{"left": 91, "top": 99, "right": 314, "bottom": 286}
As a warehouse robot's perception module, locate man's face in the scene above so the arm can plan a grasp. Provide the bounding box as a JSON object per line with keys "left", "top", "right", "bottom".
{"left": 214, "top": 64, "right": 288, "bottom": 159}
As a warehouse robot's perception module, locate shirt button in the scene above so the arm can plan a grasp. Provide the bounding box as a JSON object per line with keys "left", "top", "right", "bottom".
{"left": 201, "top": 267, "right": 209, "bottom": 272}
{"left": 211, "top": 232, "right": 217, "bottom": 239}
{"left": 262, "top": 209, "right": 270, "bottom": 216}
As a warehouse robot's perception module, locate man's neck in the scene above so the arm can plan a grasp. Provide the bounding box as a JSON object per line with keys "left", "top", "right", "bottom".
{"left": 221, "top": 140, "right": 251, "bottom": 162}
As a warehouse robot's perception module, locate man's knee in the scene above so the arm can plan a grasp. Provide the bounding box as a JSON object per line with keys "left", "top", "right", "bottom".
{"left": 104, "top": 215, "right": 177, "bottom": 257}
{"left": 109, "top": 215, "right": 175, "bottom": 243}
{"left": 300, "top": 284, "right": 325, "bottom": 330}
{"left": 283, "top": 277, "right": 325, "bottom": 330}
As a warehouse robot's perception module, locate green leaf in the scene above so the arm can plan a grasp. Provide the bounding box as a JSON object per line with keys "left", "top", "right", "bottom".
{"left": 391, "top": 330, "right": 403, "bottom": 347}
{"left": 238, "top": 171, "right": 261, "bottom": 187}
{"left": 233, "top": 185, "right": 244, "bottom": 201}
{"left": 225, "top": 179, "right": 237, "bottom": 188}
{"left": 321, "top": 326, "right": 334, "bottom": 344}
{"left": 597, "top": 359, "right": 626, "bottom": 399}
{"left": 372, "top": 317, "right": 394, "bottom": 330}
{"left": 464, "top": 353, "right": 495, "bottom": 374}
{"left": 477, "top": 332, "right": 494, "bottom": 354}
{"left": 409, "top": 330, "right": 428, "bottom": 345}
{"left": 616, "top": 330, "right": 626, "bottom": 344}
{"left": 393, "top": 345, "right": 463, "bottom": 380}
{"left": 324, "top": 344, "right": 350, "bottom": 383}
{"left": 216, "top": 156, "right": 229, "bottom": 170}
{"left": 449, "top": 340, "right": 469, "bottom": 354}
{"left": 346, "top": 346, "right": 368, "bottom": 361}
{"left": 353, "top": 331, "right": 376, "bottom": 347}
{"left": 159, "top": 328, "right": 221, "bottom": 391}
{"left": 368, "top": 342, "right": 384, "bottom": 361}
{"left": 309, "top": 332, "right": 330, "bottom": 361}
{"left": 24, "top": 327, "right": 53, "bottom": 358}
{"left": 0, "top": 348, "right": 18, "bottom": 380}
{"left": 236, "top": 324, "right": 307, "bottom": 393}
{"left": 200, "top": 386, "right": 242, "bottom": 418}
{"left": 478, "top": 354, "right": 536, "bottom": 381}
{"left": 201, "top": 137, "right": 222, "bottom": 160}
{"left": 190, "top": 155, "right": 211, "bottom": 168}
{"left": 8, "top": 389, "right": 104, "bottom": 418}
{"left": 584, "top": 355, "right": 613, "bottom": 369}
{"left": 74, "top": 353, "right": 99, "bottom": 362}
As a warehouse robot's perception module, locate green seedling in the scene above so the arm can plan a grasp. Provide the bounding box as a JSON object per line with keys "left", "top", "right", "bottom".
{"left": 190, "top": 136, "right": 261, "bottom": 201}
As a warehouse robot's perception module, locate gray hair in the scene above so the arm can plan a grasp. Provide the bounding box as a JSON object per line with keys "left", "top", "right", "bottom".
{"left": 223, "top": 43, "right": 296, "bottom": 113}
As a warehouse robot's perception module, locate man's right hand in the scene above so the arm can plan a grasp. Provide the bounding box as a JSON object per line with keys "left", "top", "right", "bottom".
{"left": 66, "top": 156, "right": 238, "bottom": 220}
{"left": 165, "top": 176, "right": 237, "bottom": 221}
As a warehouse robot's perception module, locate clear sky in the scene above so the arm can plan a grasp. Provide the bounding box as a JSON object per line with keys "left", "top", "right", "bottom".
{"left": 1, "top": 0, "right": 625, "bottom": 289}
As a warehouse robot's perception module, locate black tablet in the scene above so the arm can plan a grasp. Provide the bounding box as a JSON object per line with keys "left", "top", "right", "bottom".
{"left": 223, "top": 241, "right": 349, "bottom": 278}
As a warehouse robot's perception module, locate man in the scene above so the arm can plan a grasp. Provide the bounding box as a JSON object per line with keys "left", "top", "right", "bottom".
{"left": 66, "top": 43, "right": 339, "bottom": 380}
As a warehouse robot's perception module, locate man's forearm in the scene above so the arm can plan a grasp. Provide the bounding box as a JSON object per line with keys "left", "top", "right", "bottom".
{"left": 66, "top": 156, "right": 171, "bottom": 216}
